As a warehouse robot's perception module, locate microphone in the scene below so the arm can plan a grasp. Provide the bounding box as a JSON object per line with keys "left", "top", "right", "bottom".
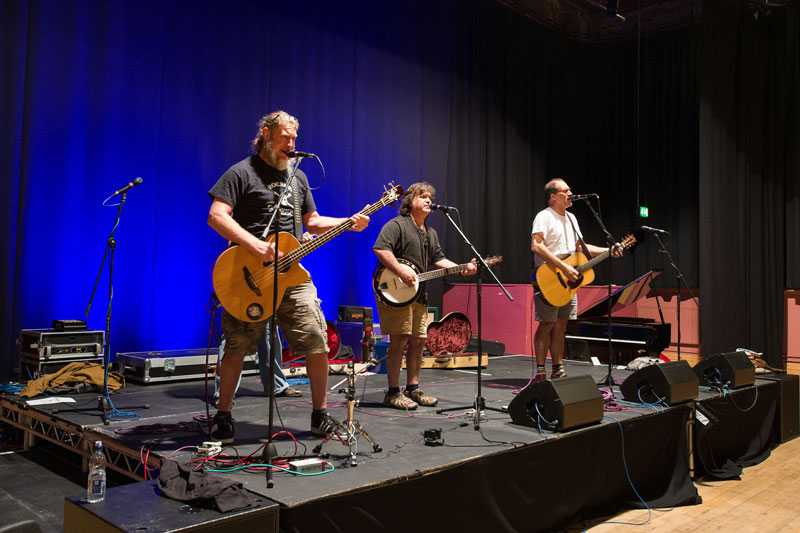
{"left": 641, "top": 225, "right": 670, "bottom": 235}
{"left": 112, "top": 177, "right": 144, "bottom": 196}
{"left": 570, "top": 193, "right": 598, "bottom": 201}
{"left": 285, "top": 150, "right": 317, "bottom": 158}
{"left": 430, "top": 203, "right": 456, "bottom": 211}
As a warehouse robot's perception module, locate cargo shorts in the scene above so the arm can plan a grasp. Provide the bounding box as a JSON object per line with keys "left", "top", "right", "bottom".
{"left": 222, "top": 280, "right": 329, "bottom": 358}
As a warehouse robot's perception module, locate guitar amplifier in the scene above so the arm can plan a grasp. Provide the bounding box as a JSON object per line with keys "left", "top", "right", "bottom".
{"left": 18, "top": 329, "right": 104, "bottom": 361}
{"left": 117, "top": 349, "right": 259, "bottom": 384}
{"left": 338, "top": 305, "right": 373, "bottom": 323}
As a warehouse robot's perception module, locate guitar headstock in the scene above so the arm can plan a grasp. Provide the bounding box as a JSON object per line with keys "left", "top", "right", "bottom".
{"left": 620, "top": 234, "right": 637, "bottom": 251}
{"left": 382, "top": 182, "right": 403, "bottom": 204}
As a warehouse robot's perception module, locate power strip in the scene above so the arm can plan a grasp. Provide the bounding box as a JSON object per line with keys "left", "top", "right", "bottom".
{"left": 288, "top": 457, "right": 328, "bottom": 474}
{"left": 197, "top": 441, "right": 223, "bottom": 456}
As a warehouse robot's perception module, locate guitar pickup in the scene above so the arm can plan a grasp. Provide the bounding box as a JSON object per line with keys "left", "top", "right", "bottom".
{"left": 242, "top": 266, "right": 262, "bottom": 296}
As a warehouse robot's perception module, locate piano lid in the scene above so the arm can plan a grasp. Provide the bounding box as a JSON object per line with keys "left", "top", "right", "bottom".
{"left": 578, "top": 270, "right": 662, "bottom": 318}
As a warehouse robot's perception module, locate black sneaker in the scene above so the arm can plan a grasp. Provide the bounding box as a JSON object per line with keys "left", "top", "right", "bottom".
{"left": 310, "top": 412, "right": 340, "bottom": 437}
{"left": 210, "top": 411, "right": 235, "bottom": 444}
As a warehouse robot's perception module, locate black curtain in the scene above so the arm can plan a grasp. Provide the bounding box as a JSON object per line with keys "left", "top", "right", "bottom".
{"left": 699, "top": 0, "right": 800, "bottom": 368}
{"left": 433, "top": 3, "right": 700, "bottom": 304}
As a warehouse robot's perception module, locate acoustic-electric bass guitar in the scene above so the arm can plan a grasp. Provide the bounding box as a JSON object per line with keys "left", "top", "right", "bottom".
{"left": 373, "top": 256, "right": 502, "bottom": 307}
{"left": 213, "top": 184, "right": 402, "bottom": 323}
{"left": 535, "top": 234, "right": 636, "bottom": 307}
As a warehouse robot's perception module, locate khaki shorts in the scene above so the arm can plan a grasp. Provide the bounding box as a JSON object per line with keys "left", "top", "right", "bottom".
{"left": 377, "top": 301, "right": 430, "bottom": 338}
{"left": 534, "top": 290, "right": 577, "bottom": 322}
{"left": 222, "top": 280, "right": 329, "bottom": 357}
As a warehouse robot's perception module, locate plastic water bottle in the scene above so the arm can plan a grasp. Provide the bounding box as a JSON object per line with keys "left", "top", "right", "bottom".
{"left": 86, "top": 441, "right": 107, "bottom": 503}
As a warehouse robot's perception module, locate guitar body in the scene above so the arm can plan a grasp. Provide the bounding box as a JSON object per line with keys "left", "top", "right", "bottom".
{"left": 536, "top": 252, "right": 596, "bottom": 307}
{"left": 212, "top": 231, "right": 309, "bottom": 323}
{"left": 372, "top": 258, "right": 421, "bottom": 307}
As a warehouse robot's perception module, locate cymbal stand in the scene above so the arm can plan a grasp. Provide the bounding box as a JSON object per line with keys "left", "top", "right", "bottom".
{"left": 313, "top": 360, "right": 382, "bottom": 466}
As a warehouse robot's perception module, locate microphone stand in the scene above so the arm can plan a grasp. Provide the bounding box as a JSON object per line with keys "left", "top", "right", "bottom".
{"left": 651, "top": 232, "right": 696, "bottom": 362}
{"left": 435, "top": 209, "right": 513, "bottom": 430}
{"left": 70, "top": 191, "right": 148, "bottom": 424}
{"left": 574, "top": 197, "right": 618, "bottom": 391}
{"left": 259, "top": 156, "right": 304, "bottom": 489}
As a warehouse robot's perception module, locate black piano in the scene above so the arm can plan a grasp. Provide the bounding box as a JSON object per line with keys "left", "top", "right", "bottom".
{"left": 565, "top": 271, "right": 671, "bottom": 365}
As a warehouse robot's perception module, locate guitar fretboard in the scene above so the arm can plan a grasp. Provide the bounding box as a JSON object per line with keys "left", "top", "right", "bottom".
{"left": 417, "top": 263, "right": 469, "bottom": 282}
{"left": 276, "top": 190, "right": 399, "bottom": 269}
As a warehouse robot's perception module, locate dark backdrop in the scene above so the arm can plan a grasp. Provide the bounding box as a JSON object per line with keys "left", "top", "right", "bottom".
{"left": 699, "top": 0, "right": 800, "bottom": 366}
{"left": 2, "top": 0, "right": 798, "bottom": 379}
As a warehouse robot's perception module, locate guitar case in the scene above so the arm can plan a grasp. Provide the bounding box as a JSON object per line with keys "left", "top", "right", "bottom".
{"left": 425, "top": 312, "right": 471, "bottom": 356}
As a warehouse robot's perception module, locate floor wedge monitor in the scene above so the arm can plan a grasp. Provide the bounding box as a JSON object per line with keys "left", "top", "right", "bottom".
{"left": 508, "top": 374, "right": 603, "bottom": 431}
{"left": 621, "top": 360, "right": 699, "bottom": 405}
{"left": 693, "top": 351, "right": 755, "bottom": 389}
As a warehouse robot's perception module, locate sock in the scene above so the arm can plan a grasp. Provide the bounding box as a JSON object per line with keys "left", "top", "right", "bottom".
{"left": 552, "top": 363, "right": 563, "bottom": 371}
{"left": 388, "top": 386, "right": 401, "bottom": 396}
{"left": 536, "top": 364, "right": 546, "bottom": 375}
{"left": 405, "top": 383, "right": 420, "bottom": 393}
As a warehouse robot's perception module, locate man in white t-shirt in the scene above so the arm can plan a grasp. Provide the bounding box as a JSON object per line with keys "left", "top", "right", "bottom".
{"left": 530, "top": 177, "right": 621, "bottom": 380}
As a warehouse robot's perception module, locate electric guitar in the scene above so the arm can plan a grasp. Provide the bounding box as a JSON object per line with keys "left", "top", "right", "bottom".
{"left": 535, "top": 235, "right": 636, "bottom": 307}
{"left": 373, "top": 256, "right": 502, "bottom": 307}
{"left": 213, "top": 184, "right": 402, "bottom": 323}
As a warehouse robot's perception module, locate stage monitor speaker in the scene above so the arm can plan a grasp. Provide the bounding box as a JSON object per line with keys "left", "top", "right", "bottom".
{"left": 693, "top": 351, "right": 755, "bottom": 389}
{"left": 620, "top": 360, "right": 699, "bottom": 405}
{"left": 507, "top": 374, "right": 603, "bottom": 431}
{"left": 757, "top": 373, "right": 799, "bottom": 443}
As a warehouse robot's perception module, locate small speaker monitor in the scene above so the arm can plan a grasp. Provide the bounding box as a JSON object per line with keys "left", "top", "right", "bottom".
{"left": 693, "top": 351, "right": 755, "bottom": 389}
{"left": 508, "top": 374, "right": 603, "bottom": 431}
{"left": 621, "top": 360, "right": 699, "bottom": 405}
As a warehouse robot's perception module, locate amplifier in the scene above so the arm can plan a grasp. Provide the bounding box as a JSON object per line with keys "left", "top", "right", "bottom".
{"left": 338, "top": 305, "right": 373, "bottom": 323}
{"left": 18, "top": 329, "right": 105, "bottom": 360}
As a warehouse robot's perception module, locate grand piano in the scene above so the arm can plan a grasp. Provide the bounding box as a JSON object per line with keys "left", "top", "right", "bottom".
{"left": 565, "top": 270, "right": 671, "bottom": 364}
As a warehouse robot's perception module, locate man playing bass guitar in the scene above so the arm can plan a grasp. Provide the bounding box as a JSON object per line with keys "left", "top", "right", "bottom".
{"left": 373, "top": 182, "right": 477, "bottom": 410}
{"left": 530, "top": 178, "right": 622, "bottom": 381}
{"left": 208, "top": 110, "right": 369, "bottom": 443}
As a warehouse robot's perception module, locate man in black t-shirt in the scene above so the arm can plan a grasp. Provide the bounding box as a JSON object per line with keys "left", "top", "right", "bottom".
{"left": 373, "top": 182, "right": 476, "bottom": 410}
{"left": 208, "top": 110, "right": 369, "bottom": 443}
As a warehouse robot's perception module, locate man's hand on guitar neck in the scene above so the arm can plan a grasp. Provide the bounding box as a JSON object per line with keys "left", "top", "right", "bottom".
{"left": 461, "top": 258, "right": 478, "bottom": 276}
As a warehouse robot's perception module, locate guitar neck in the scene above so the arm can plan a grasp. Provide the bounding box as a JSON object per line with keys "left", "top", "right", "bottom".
{"left": 278, "top": 198, "right": 390, "bottom": 268}
{"left": 576, "top": 249, "right": 611, "bottom": 273}
{"left": 417, "top": 263, "right": 468, "bottom": 282}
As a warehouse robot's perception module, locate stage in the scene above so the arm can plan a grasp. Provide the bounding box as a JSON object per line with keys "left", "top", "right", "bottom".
{"left": 0, "top": 356, "right": 787, "bottom": 532}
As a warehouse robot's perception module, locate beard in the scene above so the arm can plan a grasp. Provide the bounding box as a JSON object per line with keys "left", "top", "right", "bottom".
{"left": 261, "top": 139, "right": 289, "bottom": 171}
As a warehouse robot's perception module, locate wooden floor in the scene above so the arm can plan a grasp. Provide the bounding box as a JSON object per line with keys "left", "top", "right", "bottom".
{"left": 587, "top": 436, "right": 800, "bottom": 532}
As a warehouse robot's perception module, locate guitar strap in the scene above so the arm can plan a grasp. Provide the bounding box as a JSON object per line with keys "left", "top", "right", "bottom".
{"left": 567, "top": 212, "right": 592, "bottom": 259}
{"left": 292, "top": 178, "right": 303, "bottom": 240}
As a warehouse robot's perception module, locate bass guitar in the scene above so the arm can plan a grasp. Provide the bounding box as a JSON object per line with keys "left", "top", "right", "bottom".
{"left": 373, "top": 256, "right": 502, "bottom": 307}
{"left": 535, "top": 234, "right": 636, "bottom": 307}
{"left": 213, "top": 184, "right": 402, "bottom": 322}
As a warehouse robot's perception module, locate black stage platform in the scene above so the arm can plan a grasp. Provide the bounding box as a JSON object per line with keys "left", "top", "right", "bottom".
{"left": 0, "top": 356, "right": 787, "bottom": 532}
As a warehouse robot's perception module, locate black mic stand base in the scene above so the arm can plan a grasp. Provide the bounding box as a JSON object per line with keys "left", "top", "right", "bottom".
{"left": 436, "top": 397, "right": 507, "bottom": 428}
{"left": 54, "top": 394, "right": 149, "bottom": 426}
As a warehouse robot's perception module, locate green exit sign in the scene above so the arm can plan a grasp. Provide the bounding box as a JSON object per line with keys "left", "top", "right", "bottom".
{"left": 639, "top": 206, "right": 649, "bottom": 218}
